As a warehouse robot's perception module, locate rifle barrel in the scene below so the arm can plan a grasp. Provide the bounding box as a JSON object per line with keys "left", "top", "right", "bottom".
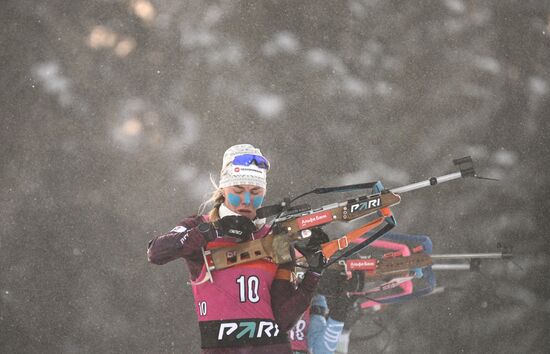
{"left": 390, "top": 172, "right": 463, "bottom": 194}
{"left": 431, "top": 264, "right": 472, "bottom": 270}
{"left": 431, "top": 253, "right": 505, "bottom": 259}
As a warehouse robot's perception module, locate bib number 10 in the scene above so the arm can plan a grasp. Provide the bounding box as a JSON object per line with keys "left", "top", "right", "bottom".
{"left": 236, "top": 275, "right": 260, "bottom": 303}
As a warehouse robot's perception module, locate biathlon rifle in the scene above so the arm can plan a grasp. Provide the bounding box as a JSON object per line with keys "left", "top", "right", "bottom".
{"left": 339, "top": 244, "right": 513, "bottom": 303}
{"left": 201, "top": 156, "right": 495, "bottom": 280}
{"left": 336, "top": 243, "right": 513, "bottom": 280}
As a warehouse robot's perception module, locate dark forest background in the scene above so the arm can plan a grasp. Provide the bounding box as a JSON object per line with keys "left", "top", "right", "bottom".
{"left": 1, "top": 0, "right": 549, "bottom": 353}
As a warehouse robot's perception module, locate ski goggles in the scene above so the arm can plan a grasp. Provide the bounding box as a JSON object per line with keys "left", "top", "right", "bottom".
{"left": 232, "top": 154, "right": 270, "bottom": 170}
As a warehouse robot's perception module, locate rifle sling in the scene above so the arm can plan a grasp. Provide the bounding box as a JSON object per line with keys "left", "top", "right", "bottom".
{"left": 324, "top": 222, "right": 395, "bottom": 268}
{"left": 320, "top": 216, "right": 386, "bottom": 260}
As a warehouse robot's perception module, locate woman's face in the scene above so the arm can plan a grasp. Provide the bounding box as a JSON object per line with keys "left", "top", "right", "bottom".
{"left": 222, "top": 184, "right": 266, "bottom": 219}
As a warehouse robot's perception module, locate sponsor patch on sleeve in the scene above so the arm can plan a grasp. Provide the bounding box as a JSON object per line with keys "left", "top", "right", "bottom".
{"left": 171, "top": 226, "right": 188, "bottom": 233}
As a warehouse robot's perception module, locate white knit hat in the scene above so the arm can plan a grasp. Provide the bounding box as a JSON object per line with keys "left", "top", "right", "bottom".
{"left": 219, "top": 144, "right": 268, "bottom": 189}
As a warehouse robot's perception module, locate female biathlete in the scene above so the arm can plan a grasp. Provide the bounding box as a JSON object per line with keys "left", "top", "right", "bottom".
{"left": 148, "top": 144, "right": 326, "bottom": 353}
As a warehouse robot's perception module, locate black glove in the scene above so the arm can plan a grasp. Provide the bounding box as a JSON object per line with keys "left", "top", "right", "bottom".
{"left": 318, "top": 266, "right": 364, "bottom": 296}
{"left": 326, "top": 293, "right": 355, "bottom": 323}
{"left": 318, "top": 267, "right": 363, "bottom": 322}
{"left": 215, "top": 215, "right": 257, "bottom": 242}
{"left": 320, "top": 268, "right": 357, "bottom": 322}
{"left": 294, "top": 228, "right": 329, "bottom": 273}
{"left": 318, "top": 267, "right": 347, "bottom": 296}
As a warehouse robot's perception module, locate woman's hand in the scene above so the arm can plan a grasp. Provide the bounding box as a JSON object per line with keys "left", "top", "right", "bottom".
{"left": 294, "top": 228, "right": 329, "bottom": 273}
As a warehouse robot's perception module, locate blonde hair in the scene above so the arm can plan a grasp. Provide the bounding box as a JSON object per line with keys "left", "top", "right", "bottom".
{"left": 198, "top": 175, "right": 225, "bottom": 222}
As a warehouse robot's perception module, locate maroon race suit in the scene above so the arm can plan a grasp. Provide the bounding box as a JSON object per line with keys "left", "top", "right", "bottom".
{"left": 148, "top": 215, "right": 320, "bottom": 354}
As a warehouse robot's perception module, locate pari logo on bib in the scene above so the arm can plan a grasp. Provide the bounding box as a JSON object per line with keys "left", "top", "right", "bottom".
{"left": 219, "top": 144, "right": 270, "bottom": 190}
